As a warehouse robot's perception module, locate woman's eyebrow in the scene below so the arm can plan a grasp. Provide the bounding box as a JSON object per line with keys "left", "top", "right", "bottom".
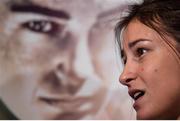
{"left": 10, "top": 4, "right": 70, "bottom": 19}
{"left": 128, "top": 39, "right": 151, "bottom": 48}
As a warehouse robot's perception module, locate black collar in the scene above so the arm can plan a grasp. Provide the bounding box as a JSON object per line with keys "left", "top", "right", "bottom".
{"left": 0, "top": 99, "right": 18, "bottom": 120}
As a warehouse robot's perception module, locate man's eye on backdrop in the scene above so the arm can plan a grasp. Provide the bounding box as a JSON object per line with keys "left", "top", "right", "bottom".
{"left": 21, "top": 20, "right": 63, "bottom": 35}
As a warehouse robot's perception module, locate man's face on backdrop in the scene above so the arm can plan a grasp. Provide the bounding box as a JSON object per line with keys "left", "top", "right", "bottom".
{"left": 0, "top": 0, "right": 123, "bottom": 119}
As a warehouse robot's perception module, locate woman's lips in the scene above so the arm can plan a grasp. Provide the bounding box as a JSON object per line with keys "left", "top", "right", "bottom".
{"left": 128, "top": 89, "right": 145, "bottom": 100}
{"left": 128, "top": 89, "right": 145, "bottom": 111}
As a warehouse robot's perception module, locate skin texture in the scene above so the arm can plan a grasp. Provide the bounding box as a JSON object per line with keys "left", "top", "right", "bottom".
{"left": 119, "top": 19, "right": 180, "bottom": 120}
{"left": 0, "top": 0, "right": 126, "bottom": 119}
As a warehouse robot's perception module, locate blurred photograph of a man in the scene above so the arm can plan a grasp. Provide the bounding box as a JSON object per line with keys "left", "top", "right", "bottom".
{"left": 0, "top": 0, "right": 135, "bottom": 119}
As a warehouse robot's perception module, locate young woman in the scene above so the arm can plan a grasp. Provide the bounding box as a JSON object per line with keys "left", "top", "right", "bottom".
{"left": 115, "top": 0, "right": 180, "bottom": 120}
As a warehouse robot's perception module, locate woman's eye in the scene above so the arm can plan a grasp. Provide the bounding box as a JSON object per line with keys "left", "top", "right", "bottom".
{"left": 120, "top": 50, "right": 127, "bottom": 65}
{"left": 122, "top": 56, "right": 127, "bottom": 65}
{"left": 135, "top": 48, "right": 147, "bottom": 57}
{"left": 21, "top": 20, "right": 62, "bottom": 34}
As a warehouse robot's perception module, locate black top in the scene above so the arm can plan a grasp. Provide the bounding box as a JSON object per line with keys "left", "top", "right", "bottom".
{"left": 0, "top": 99, "right": 18, "bottom": 120}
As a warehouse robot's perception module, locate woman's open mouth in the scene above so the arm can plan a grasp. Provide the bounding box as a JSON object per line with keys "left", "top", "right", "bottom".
{"left": 128, "top": 89, "right": 145, "bottom": 110}
{"left": 129, "top": 89, "right": 145, "bottom": 101}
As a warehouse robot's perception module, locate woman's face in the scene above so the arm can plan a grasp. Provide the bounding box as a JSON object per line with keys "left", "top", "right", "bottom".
{"left": 119, "top": 19, "right": 180, "bottom": 120}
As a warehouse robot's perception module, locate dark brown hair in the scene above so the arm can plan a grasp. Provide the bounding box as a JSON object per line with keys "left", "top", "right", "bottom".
{"left": 115, "top": 0, "right": 180, "bottom": 58}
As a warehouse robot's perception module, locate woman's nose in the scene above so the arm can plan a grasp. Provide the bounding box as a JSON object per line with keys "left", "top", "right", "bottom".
{"left": 119, "top": 60, "right": 137, "bottom": 87}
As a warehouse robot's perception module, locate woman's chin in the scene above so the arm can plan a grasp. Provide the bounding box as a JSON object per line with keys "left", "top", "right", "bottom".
{"left": 136, "top": 109, "right": 153, "bottom": 120}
